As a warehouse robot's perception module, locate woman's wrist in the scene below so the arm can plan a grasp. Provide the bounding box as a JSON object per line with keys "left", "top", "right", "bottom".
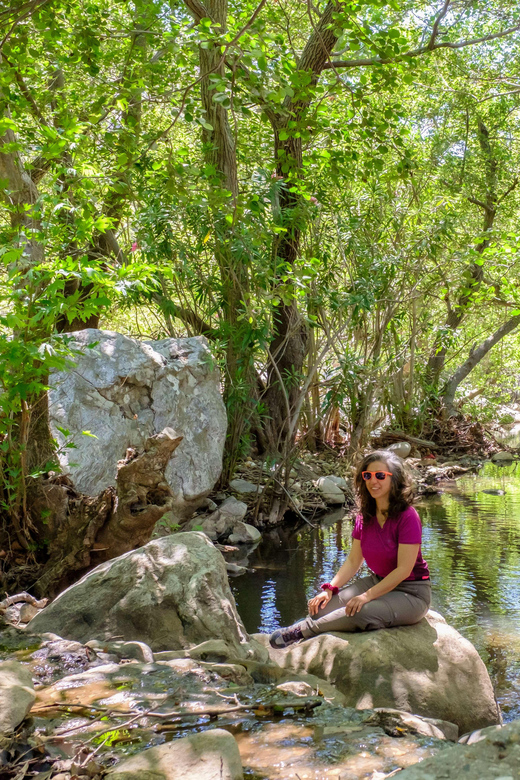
{"left": 320, "top": 582, "right": 339, "bottom": 595}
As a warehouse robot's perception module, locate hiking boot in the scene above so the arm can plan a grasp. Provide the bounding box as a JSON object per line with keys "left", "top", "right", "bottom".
{"left": 269, "top": 623, "right": 305, "bottom": 649}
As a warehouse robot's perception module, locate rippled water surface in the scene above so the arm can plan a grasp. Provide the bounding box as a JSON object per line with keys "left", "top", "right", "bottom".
{"left": 231, "top": 461, "right": 520, "bottom": 721}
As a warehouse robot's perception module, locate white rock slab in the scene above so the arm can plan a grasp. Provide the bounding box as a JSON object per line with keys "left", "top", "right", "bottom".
{"left": 48, "top": 330, "right": 227, "bottom": 521}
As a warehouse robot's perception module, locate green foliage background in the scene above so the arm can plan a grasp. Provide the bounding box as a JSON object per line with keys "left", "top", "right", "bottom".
{"left": 2, "top": 0, "right": 520, "bottom": 485}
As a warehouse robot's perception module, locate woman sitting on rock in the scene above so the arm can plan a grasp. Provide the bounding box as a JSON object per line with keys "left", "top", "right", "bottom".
{"left": 269, "top": 450, "right": 431, "bottom": 648}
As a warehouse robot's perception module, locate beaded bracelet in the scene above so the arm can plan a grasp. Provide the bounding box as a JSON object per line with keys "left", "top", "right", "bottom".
{"left": 320, "top": 583, "right": 339, "bottom": 595}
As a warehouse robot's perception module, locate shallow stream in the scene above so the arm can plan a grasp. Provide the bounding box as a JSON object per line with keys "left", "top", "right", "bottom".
{"left": 232, "top": 460, "right": 520, "bottom": 722}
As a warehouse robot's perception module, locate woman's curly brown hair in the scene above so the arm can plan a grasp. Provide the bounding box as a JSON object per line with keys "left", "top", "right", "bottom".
{"left": 354, "top": 450, "right": 414, "bottom": 524}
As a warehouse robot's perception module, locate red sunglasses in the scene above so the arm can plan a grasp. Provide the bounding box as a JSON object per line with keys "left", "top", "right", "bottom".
{"left": 361, "top": 470, "right": 392, "bottom": 481}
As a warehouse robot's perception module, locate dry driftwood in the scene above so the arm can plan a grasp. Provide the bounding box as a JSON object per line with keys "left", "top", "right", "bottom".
{"left": 33, "top": 428, "right": 183, "bottom": 596}
{"left": 0, "top": 591, "right": 48, "bottom": 612}
{"left": 373, "top": 430, "right": 440, "bottom": 450}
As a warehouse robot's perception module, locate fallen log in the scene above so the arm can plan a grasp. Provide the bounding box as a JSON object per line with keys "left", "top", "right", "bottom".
{"left": 373, "top": 431, "right": 440, "bottom": 450}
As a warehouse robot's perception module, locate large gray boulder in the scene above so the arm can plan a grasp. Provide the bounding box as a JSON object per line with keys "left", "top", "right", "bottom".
{"left": 0, "top": 660, "right": 35, "bottom": 734}
{"left": 49, "top": 330, "right": 227, "bottom": 521}
{"left": 396, "top": 720, "right": 520, "bottom": 779}
{"left": 256, "top": 610, "right": 500, "bottom": 734}
{"left": 29, "top": 533, "right": 264, "bottom": 659}
{"left": 107, "top": 728, "right": 243, "bottom": 780}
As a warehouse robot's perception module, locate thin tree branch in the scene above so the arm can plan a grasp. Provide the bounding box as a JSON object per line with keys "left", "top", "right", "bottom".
{"left": 325, "top": 22, "right": 520, "bottom": 70}
{"left": 497, "top": 176, "right": 519, "bottom": 205}
{"left": 0, "top": 0, "right": 51, "bottom": 51}
{"left": 152, "top": 293, "right": 218, "bottom": 340}
{"left": 2, "top": 55, "right": 48, "bottom": 126}
{"left": 427, "top": 0, "right": 451, "bottom": 50}
{"left": 467, "top": 195, "right": 489, "bottom": 211}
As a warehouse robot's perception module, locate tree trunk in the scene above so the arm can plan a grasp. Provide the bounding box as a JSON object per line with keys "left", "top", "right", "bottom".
{"left": 190, "top": 0, "right": 258, "bottom": 480}
{"left": 442, "top": 314, "right": 520, "bottom": 414}
{"left": 261, "top": 1, "right": 344, "bottom": 455}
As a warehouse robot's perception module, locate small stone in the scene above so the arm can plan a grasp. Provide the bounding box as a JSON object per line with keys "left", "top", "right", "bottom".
{"left": 219, "top": 496, "right": 248, "bottom": 518}
{"left": 188, "top": 640, "right": 235, "bottom": 663}
{"left": 228, "top": 522, "right": 262, "bottom": 545}
{"left": 86, "top": 640, "right": 154, "bottom": 663}
{"left": 18, "top": 604, "right": 39, "bottom": 623}
{"left": 229, "top": 478, "right": 262, "bottom": 495}
{"left": 371, "top": 707, "right": 458, "bottom": 741}
{"left": 316, "top": 477, "right": 345, "bottom": 505}
{"left": 326, "top": 475, "right": 350, "bottom": 491}
{"left": 276, "top": 680, "right": 314, "bottom": 697}
{"left": 387, "top": 441, "right": 411, "bottom": 458}
{"left": 226, "top": 562, "right": 248, "bottom": 575}
{"left": 491, "top": 451, "right": 515, "bottom": 462}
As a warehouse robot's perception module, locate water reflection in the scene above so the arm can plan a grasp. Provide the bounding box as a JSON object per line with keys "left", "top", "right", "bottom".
{"left": 232, "top": 461, "right": 520, "bottom": 721}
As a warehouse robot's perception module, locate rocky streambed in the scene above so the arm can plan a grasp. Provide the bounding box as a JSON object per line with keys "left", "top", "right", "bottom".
{"left": 1, "top": 531, "right": 518, "bottom": 780}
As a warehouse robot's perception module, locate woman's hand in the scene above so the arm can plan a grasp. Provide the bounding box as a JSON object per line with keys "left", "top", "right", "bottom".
{"left": 345, "top": 592, "right": 370, "bottom": 616}
{"left": 308, "top": 590, "right": 331, "bottom": 615}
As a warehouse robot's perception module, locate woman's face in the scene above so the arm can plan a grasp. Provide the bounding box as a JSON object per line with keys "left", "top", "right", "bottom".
{"left": 362, "top": 459, "right": 393, "bottom": 504}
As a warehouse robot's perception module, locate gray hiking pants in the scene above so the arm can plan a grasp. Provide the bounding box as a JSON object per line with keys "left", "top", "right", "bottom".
{"left": 301, "top": 574, "right": 431, "bottom": 637}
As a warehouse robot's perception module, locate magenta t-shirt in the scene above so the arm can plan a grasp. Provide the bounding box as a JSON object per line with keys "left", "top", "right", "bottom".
{"left": 351, "top": 506, "right": 429, "bottom": 580}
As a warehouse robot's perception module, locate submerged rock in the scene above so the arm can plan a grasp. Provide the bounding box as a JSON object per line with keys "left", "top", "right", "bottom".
{"left": 48, "top": 330, "right": 227, "bottom": 522}
{"left": 107, "top": 728, "right": 243, "bottom": 780}
{"left": 0, "top": 660, "right": 35, "bottom": 734}
{"left": 85, "top": 639, "right": 154, "bottom": 663}
{"left": 368, "top": 708, "right": 459, "bottom": 741}
{"left": 256, "top": 610, "right": 500, "bottom": 734}
{"left": 28, "top": 532, "right": 264, "bottom": 659}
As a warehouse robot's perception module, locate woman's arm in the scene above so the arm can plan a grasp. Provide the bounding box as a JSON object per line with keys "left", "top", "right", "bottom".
{"left": 345, "top": 543, "right": 419, "bottom": 615}
{"left": 308, "top": 539, "right": 364, "bottom": 615}
{"left": 331, "top": 539, "right": 364, "bottom": 588}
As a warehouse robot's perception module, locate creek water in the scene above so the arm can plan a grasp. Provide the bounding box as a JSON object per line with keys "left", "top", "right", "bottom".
{"left": 231, "top": 460, "right": 520, "bottom": 722}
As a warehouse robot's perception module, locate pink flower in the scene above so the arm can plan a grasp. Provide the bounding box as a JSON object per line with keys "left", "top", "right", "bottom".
{"left": 131, "top": 242, "right": 139, "bottom": 252}
{"left": 271, "top": 172, "right": 284, "bottom": 180}
{"left": 310, "top": 196, "right": 318, "bottom": 205}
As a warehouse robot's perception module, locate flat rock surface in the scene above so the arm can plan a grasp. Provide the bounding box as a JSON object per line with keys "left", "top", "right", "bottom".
{"left": 107, "top": 728, "right": 243, "bottom": 780}
{"left": 254, "top": 610, "right": 500, "bottom": 734}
